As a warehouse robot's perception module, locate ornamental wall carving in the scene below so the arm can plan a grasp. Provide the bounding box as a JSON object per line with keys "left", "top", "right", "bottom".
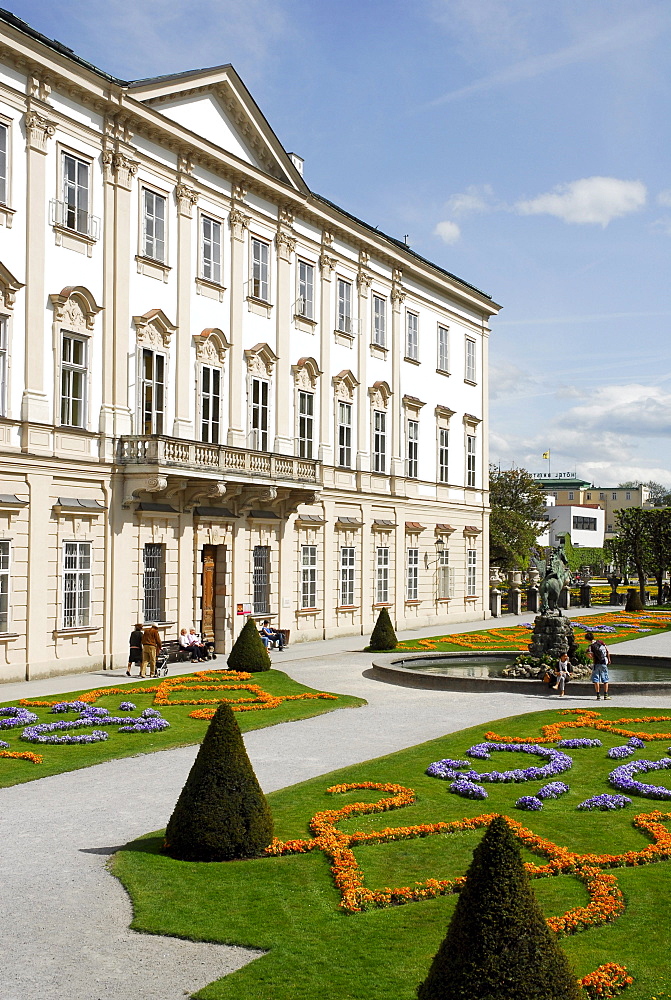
{"left": 244, "top": 342, "right": 277, "bottom": 377}
{"left": 195, "top": 328, "right": 229, "bottom": 365}
{"left": 0, "top": 262, "right": 24, "bottom": 310}
{"left": 291, "top": 357, "right": 321, "bottom": 391}
{"left": 368, "top": 380, "right": 392, "bottom": 409}
{"left": 333, "top": 369, "right": 359, "bottom": 402}
{"left": 133, "top": 309, "right": 176, "bottom": 349}
{"left": 50, "top": 286, "right": 102, "bottom": 332}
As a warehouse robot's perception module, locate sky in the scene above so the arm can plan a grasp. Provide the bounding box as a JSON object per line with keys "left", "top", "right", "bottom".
{"left": 10, "top": 0, "right": 671, "bottom": 487}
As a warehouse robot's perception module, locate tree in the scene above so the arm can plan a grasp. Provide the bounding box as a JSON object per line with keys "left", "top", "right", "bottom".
{"left": 164, "top": 702, "right": 273, "bottom": 862}
{"left": 489, "top": 467, "right": 549, "bottom": 570}
{"left": 615, "top": 507, "right": 650, "bottom": 602}
{"left": 227, "top": 616, "right": 271, "bottom": 672}
{"left": 643, "top": 507, "right": 671, "bottom": 603}
{"left": 417, "top": 815, "right": 580, "bottom": 1000}
{"left": 368, "top": 607, "right": 397, "bottom": 651}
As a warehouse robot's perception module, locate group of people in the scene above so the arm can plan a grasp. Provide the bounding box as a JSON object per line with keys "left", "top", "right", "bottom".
{"left": 178, "top": 628, "right": 213, "bottom": 662}
{"left": 126, "top": 622, "right": 163, "bottom": 678}
{"left": 548, "top": 631, "right": 611, "bottom": 699}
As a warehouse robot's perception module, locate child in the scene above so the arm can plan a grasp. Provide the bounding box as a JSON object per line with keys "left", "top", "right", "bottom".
{"left": 554, "top": 653, "right": 571, "bottom": 697}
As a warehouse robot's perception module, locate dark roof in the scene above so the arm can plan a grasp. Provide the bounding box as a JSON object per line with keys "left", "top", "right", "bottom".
{"left": 128, "top": 64, "right": 234, "bottom": 88}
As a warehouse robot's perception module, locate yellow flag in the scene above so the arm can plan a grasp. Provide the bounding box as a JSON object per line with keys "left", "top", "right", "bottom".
{"left": 542, "top": 451, "right": 550, "bottom": 460}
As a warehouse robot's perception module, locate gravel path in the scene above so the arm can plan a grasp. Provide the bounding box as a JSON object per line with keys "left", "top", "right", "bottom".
{"left": 2, "top": 617, "right": 671, "bottom": 999}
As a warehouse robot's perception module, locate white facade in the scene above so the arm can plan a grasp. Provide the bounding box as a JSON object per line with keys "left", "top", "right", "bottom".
{"left": 542, "top": 505, "right": 605, "bottom": 549}
{"left": 0, "top": 11, "right": 500, "bottom": 680}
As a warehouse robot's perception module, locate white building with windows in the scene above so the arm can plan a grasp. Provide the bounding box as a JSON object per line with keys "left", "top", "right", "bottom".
{"left": 0, "top": 10, "right": 500, "bottom": 680}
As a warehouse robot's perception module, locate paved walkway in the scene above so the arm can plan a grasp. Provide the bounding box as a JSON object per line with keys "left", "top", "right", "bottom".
{"left": 2, "top": 608, "right": 671, "bottom": 999}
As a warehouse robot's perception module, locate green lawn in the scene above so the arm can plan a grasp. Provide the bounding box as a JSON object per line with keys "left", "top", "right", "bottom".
{"left": 0, "top": 669, "right": 365, "bottom": 788}
{"left": 114, "top": 706, "right": 671, "bottom": 1000}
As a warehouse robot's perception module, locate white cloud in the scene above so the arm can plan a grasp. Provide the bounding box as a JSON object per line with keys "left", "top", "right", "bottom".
{"left": 433, "top": 220, "right": 461, "bottom": 244}
{"left": 556, "top": 384, "right": 671, "bottom": 437}
{"left": 446, "top": 184, "right": 496, "bottom": 217}
{"left": 489, "top": 360, "right": 538, "bottom": 400}
{"left": 658, "top": 190, "right": 671, "bottom": 207}
{"left": 516, "top": 177, "right": 647, "bottom": 227}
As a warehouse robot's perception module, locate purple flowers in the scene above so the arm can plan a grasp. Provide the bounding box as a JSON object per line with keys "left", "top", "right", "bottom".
{"left": 448, "top": 777, "right": 488, "bottom": 800}
{"left": 140, "top": 708, "right": 161, "bottom": 719}
{"left": 119, "top": 702, "right": 136, "bottom": 712}
{"left": 49, "top": 701, "right": 89, "bottom": 714}
{"left": 609, "top": 757, "right": 671, "bottom": 800}
{"left": 425, "top": 758, "right": 470, "bottom": 780}
{"left": 607, "top": 745, "right": 637, "bottom": 759}
{"left": 20, "top": 720, "right": 110, "bottom": 744}
{"left": 537, "top": 781, "right": 570, "bottom": 800}
{"left": 515, "top": 795, "right": 543, "bottom": 810}
{"left": 118, "top": 717, "right": 170, "bottom": 734}
{"left": 578, "top": 794, "right": 632, "bottom": 811}
{"left": 556, "top": 738, "right": 602, "bottom": 749}
{"left": 0, "top": 707, "right": 38, "bottom": 728}
{"left": 0, "top": 739, "right": 9, "bottom": 749}
{"left": 628, "top": 737, "right": 645, "bottom": 749}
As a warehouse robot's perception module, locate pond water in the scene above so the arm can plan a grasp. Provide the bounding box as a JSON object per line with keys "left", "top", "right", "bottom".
{"left": 394, "top": 656, "right": 671, "bottom": 684}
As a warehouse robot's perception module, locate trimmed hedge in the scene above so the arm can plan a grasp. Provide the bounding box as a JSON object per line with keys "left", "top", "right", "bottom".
{"left": 227, "top": 616, "right": 272, "bottom": 672}
{"left": 369, "top": 607, "right": 398, "bottom": 651}
{"left": 163, "top": 702, "right": 273, "bottom": 862}
{"left": 417, "top": 814, "right": 580, "bottom": 1000}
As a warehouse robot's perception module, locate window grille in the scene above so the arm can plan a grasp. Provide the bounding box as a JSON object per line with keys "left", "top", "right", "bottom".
{"left": 253, "top": 545, "right": 271, "bottom": 614}
{"left": 143, "top": 543, "right": 164, "bottom": 622}
{"left": 63, "top": 541, "right": 91, "bottom": 627}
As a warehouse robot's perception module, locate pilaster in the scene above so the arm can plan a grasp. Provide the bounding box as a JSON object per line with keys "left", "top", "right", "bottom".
{"left": 25, "top": 472, "right": 50, "bottom": 679}
{"left": 356, "top": 252, "right": 372, "bottom": 470}
{"left": 318, "top": 234, "right": 336, "bottom": 465}
{"left": 227, "top": 188, "right": 250, "bottom": 448}
{"left": 274, "top": 208, "right": 297, "bottom": 454}
{"left": 173, "top": 181, "right": 198, "bottom": 437}
{"left": 390, "top": 269, "right": 406, "bottom": 476}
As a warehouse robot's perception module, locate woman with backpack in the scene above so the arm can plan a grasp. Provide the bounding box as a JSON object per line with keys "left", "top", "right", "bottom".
{"left": 585, "top": 631, "right": 611, "bottom": 701}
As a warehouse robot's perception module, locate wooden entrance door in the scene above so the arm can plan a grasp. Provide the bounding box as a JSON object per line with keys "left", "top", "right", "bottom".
{"left": 201, "top": 545, "right": 216, "bottom": 641}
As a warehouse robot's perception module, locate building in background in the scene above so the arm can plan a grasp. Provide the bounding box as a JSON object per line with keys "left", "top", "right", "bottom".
{"left": 0, "top": 10, "right": 500, "bottom": 680}
{"left": 533, "top": 475, "right": 651, "bottom": 541}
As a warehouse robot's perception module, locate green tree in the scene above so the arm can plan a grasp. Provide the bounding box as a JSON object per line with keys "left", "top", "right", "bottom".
{"left": 489, "top": 467, "right": 548, "bottom": 570}
{"left": 417, "top": 815, "right": 580, "bottom": 1000}
{"left": 618, "top": 479, "right": 671, "bottom": 506}
{"left": 368, "top": 607, "right": 397, "bottom": 651}
{"left": 615, "top": 507, "right": 651, "bottom": 601}
{"left": 643, "top": 507, "right": 671, "bottom": 603}
{"left": 164, "top": 702, "right": 273, "bottom": 862}
{"left": 227, "top": 616, "right": 272, "bottom": 672}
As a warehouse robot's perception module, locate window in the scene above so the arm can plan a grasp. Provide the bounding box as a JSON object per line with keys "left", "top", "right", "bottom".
{"left": 140, "top": 349, "right": 165, "bottom": 435}
{"left": 298, "top": 391, "right": 313, "bottom": 459}
{"left": 612, "top": 493, "right": 617, "bottom": 500}
{"left": 573, "top": 516, "right": 597, "bottom": 531}
{"left": 62, "top": 153, "right": 90, "bottom": 235}
{"left": 467, "top": 546, "right": 477, "bottom": 596}
{"left": 60, "top": 333, "right": 87, "bottom": 427}
{"left": 372, "top": 294, "right": 386, "bottom": 347}
{"left": 438, "top": 427, "right": 449, "bottom": 484}
{"left": 373, "top": 410, "right": 386, "bottom": 473}
{"left": 586, "top": 493, "right": 592, "bottom": 500}
{"left": 63, "top": 541, "right": 91, "bottom": 627}
{"left": 338, "top": 401, "right": 352, "bottom": 467}
{"left": 466, "top": 434, "right": 476, "bottom": 488}
{"left": 376, "top": 546, "right": 389, "bottom": 604}
{"left": 142, "top": 543, "right": 164, "bottom": 622}
{"left": 337, "top": 278, "right": 352, "bottom": 333}
{"left": 297, "top": 260, "right": 315, "bottom": 319}
{"left": 142, "top": 188, "right": 165, "bottom": 261}
{"left": 0, "top": 315, "right": 8, "bottom": 417}
{"left": 626, "top": 492, "right": 631, "bottom": 500}
{"left": 0, "top": 122, "right": 7, "bottom": 205}
{"left": 437, "top": 325, "right": 449, "bottom": 371}
{"left": 568, "top": 491, "right": 574, "bottom": 500}
{"left": 607, "top": 523, "right": 613, "bottom": 532}
{"left": 0, "top": 540, "right": 9, "bottom": 631}
{"left": 407, "top": 419, "right": 418, "bottom": 479}
{"left": 301, "top": 545, "right": 317, "bottom": 609}
{"left": 200, "top": 365, "right": 221, "bottom": 444}
{"left": 251, "top": 237, "right": 270, "bottom": 300}
{"left": 201, "top": 216, "right": 221, "bottom": 284}
{"left": 406, "top": 311, "right": 418, "bottom": 360}
{"left": 465, "top": 338, "right": 476, "bottom": 382}
{"left": 406, "top": 548, "right": 419, "bottom": 600}
{"left": 599, "top": 492, "right": 605, "bottom": 500}
{"left": 437, "top": 548, "right": 452, "bottom": 600}
{"left": 253, "top": 545, "right": 270, "bottom": 614}
{"left": 250, "top": 377, "right": 269, "bottom": 451}
{"left": 340, "top": 547, "right": 355, "bottom": 606}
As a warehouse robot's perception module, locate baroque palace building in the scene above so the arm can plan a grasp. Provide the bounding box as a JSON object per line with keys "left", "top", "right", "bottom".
{"left": 0, "top": 9, "right": 500, "bottom": 680}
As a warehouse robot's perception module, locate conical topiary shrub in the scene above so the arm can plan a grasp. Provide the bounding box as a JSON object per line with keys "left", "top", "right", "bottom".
{"left": 164, "top": 702, "right": 273, "bottom": 862}
{"left": 368, "top": 607, "right": 397, "bottom": 651}
{"left": 227, "top": 616, "right": 271, "bottom": 672}
{"left": 417, "top": 815, "right": 580, "bottom": 1000}
{"left": 625, "top": 588, "right": 645, "bottom": 612}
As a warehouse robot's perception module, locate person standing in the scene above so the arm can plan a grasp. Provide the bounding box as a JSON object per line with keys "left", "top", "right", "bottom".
{"left": 585, "top": 631, "right": 611, "bottom": 700}
{"left": 140, "top": 623, "right": 162, "bottom": 678}
{"left": 126, "top": 623, "right": 144, "bottom": 676}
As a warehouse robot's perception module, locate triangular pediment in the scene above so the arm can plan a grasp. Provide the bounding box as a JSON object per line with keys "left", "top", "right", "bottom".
{"left": 128, "top": 66, "right": 306, "bottom": 190}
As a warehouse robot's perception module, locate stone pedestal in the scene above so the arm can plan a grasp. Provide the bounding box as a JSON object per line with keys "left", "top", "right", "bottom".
{"left": 558, "top": 586, "right": 571, "bottom": 610}
{"left": 490, "top": 590, "right": 502, "bottom": 617}
{"left": 580, "top": 584, "right": 592, "bottom": 607}
{"left": 526, "top": 586, "right": 540, "bottom": 613}
{"left": 507, "top": 588, "right": 522, "bottom": 615}
{"left": 528, "top": 613, "right": 575, "bottom": 660}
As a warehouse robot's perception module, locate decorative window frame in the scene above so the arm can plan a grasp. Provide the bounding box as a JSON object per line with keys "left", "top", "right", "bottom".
{"left": 245, "top": 342, "right": 277, "bottom": 451}
{"left": 196, "top": 208, "right": 226, "bottom": 300}
{"left": 403, "top": 395, "right": 425, "bottom": 481}
{"left": 0, "top": 262, "right": 23, "bottom": 419}
{"left": 136, "top": 181, "right": 171, "bottom": 280}
{"left": 133, "top": 309, "right": 175, "bottom": 436}
{"left": 295, "top": 257, "right": 318, "bottom": 330}
{"left": 463, "top": 412, "right": 481, "bottom": 490}
{"left": 437, "top": 323, "right": 450, "bottom": 374}
{"left": 292, "top": 357, "right": 321, "bottom": 459}
{"left": 435, "top": 404, "right": 455, "bottom": 486}
{"left": 369, "top": 381, "right": 391, "bottom": 475}
{"left": 248, "top": 233, "right": 272, "bottom": 315}
{"left": 0, "top": 115, "right": 15, "bottom": 227}
{"left": 195, "top": 328, "right": 229, "bottom": 445}
{"left": 333, "top": 370, "right": 359, "bottom": 469}
{"left": 52, "top": 142, "right": 99, "bottom": 256}
{"left": 334, "top": 274, "right": 355, "bottom": 345}
{"left": 404, "top": 308, "right": 419, "bottom": 363}
{"left": 50, "top": 286, "right": 103, "bottom": 431}
{"left": 371, "top": 292, "right": 388, "bottom": 356}
{"left": 465, "top": 336, "right": 477, "bottom": 384}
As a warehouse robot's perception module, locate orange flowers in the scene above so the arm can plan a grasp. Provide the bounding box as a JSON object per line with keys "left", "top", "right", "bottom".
{"left": 579, "top": 963, "right": 633, "bottom": 998}
{"left": 486, "top": 708, "right": 671, "bottom": 746}
{"left": 0, "top": 749, "right": 43, "bottom": 763}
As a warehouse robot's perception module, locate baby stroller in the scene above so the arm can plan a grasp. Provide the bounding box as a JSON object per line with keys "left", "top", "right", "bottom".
{"left": 155, "top": 649, "right": 170, "bottom": 677}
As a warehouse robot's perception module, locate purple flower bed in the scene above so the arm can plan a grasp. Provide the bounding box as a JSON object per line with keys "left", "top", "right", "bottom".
{"left": 425, "top": 758, "right": 470, "bottom": 779}
{"left": 140, "top": 708, "right": 162, "bottom": 719}
{"left": 607, "top": 745, "right": 637, "bottom": 759}
{"left": 556, "top": 738, "right": 602, "bottom": 749}
{"left": 515, "top": 795, "right": 543, "bottom": 810}
{"left": 448, "top": 777, "right": 488, "bottom": 800}
{"left": 20, "top": 720, "right": 110, "bottom": 745}
{"left": 0, "top": 739, "right": 9, "bottom": 749}
{"left": 609, "top": 758, "right": 671, "bottom": 800}
{"left": 537, "top": 781, "right": 570, "bottom": 800}
{"left": 119, "top": 702, "right": 136, "bottom": 712}
{"left": 0, "top": 707, "right": 38, "bottom": 728}
{"left": 578, "top": 794, "right": 632, "bottom": 811}
{"left": 118, "top": 717, "right": 170, "bottom": 734}
{"left": 628, "top": 737, "right": 646, "bottom": 749}
{"left": 428, "top": 743, "right": 573, "bottom": 785}
{"left": 49, "top": 701, "right": 89, "bottom": 714}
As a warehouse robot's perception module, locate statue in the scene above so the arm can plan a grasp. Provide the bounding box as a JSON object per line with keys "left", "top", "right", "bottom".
{"left": 531, "top": 547, "right": 570, "bottom": 615}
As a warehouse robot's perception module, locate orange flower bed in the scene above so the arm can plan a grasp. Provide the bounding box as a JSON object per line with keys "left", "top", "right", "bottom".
{"left": 0, "top": 749, "right": 43, "bottom": 763}
{"left": 579, "top": 963, "right": 633, "bottom": 998}
{"left": 20, "top": 670, "right": 337, "bottom": 720}
{"left": 486, "top": 709, "right": 671, "bottom": 746}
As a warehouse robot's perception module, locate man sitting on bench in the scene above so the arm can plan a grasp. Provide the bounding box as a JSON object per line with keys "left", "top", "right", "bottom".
{"left": 260, "top": 620, "right": 285, "bottom": 650}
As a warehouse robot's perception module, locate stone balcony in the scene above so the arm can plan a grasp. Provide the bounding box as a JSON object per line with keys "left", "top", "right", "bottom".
{"left": 117, "top": 435, "right": 322, "bottom": 485}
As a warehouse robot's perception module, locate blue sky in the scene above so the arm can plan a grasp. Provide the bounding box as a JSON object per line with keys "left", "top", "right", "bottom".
{"left": 11, "top": 0, "right": 671, "bottom": 487}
